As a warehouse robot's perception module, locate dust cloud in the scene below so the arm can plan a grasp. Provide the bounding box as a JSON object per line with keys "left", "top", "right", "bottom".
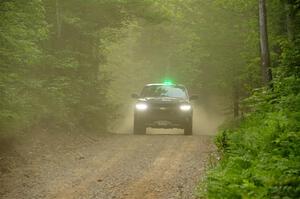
{"left": 192, "top": 105, "right": 224, "bottom": 135}
{"left": 110, "top": 106, "right": 134, "bottom": 134}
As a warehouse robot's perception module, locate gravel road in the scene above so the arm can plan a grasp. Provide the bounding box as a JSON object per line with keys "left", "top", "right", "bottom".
{"left": 0, "top": 131, "right": 215, "bottom": 199}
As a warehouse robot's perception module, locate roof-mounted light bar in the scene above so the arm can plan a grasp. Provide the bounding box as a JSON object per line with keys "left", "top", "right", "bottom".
{"left": 163, "top": 79, "right": 173, "bottom": 85}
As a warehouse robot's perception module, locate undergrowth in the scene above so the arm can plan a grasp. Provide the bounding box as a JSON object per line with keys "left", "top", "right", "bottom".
{"left": 198, "top": 74, "right": 300, "bottom": 198}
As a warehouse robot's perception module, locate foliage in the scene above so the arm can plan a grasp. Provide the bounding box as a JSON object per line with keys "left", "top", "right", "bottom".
{"left": 0, "top": 0, "right": 264, "bottom": 133}
{"left": 198, "top": 0, "right": 300, "bottom": 196}
{"left": 1, "top": 2, "right": 299, "bottom": 197}
{"left": 0, "top": 0, "right": 165, "bottom": 133}
{"left": 0, "top": 0, "right": 47, "bottom": 131}
{"left": 200, "top": 76, "right": 300, "bottom": 198}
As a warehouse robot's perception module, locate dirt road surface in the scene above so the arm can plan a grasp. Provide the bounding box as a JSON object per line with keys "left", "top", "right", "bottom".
{"left": 0, "top": 130, "right": 215, "bottom": 199}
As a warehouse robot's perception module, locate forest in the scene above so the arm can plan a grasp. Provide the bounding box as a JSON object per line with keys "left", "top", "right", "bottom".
{"left": 1, "top": 0, "right": 300, "bottom": 198}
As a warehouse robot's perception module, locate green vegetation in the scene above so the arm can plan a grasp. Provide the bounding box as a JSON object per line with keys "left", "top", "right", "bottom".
{"left": 0, "top": 0, "right": 165, "bottom": 133}
{"left": 1, "top": 0, "right": 299, "bottom": 197}
{"left": 2, "top": 0, "right": 256, "bottom": 133}
{"left": 197, "top": 1, "right": 300, "bottom": 198}
{"left": 200, "top": 47, "right": 300, "bottom": 198}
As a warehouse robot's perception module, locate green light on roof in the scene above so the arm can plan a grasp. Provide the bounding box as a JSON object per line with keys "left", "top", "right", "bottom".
{"left": 163, "top": 80, "right": 173, "bottom": 85}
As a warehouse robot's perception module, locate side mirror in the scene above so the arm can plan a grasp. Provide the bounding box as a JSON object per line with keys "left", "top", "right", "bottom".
{"left": 131, "top": 93, "right": 139, "bottom": 99}
{"left": 190, "top": 95, "right": 198, "bottom": 100}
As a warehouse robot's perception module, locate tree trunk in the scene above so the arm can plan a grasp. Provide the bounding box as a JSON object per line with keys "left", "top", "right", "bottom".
{"left": 233, "top": 84, "right": 239, "bottom": 118}
{"left": 56, "top": 0, "right": 62, "bottom": 39}
{"left": 285, "top": 1, "right": 296, "bottom": 41}
{"left": 259, "top": 0, "right": 272, "bottom": 86}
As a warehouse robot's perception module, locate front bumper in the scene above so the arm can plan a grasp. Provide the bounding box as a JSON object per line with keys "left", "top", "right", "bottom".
{"left": 134, "top": 108, "right": 192, "bottom": 128}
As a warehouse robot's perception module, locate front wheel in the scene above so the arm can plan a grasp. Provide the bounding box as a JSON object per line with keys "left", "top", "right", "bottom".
{"left": 184, "top": 121, "right": 193, "bottom": 135}
{"left": 133, "top": 118, "right": 146, "bottom": 135}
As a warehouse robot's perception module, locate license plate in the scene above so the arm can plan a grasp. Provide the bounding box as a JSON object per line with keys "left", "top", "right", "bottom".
{"left": 157, "top": 121, "right": 169, "bottom": 126}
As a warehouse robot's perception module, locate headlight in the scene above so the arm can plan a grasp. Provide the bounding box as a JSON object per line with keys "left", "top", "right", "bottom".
{"left": 136, "top": 103, "right": 148, "bottom": 111}
{"left": 180, "top": 104, "right": 191, "bottom": 111}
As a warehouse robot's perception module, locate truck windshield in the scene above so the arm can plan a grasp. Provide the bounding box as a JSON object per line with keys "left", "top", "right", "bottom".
{"left": 141, "top": 85, "right": 188, "bottom": 99}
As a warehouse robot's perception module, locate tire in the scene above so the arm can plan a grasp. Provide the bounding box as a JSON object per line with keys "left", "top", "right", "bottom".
{"left": 184, "top": 121, "right": 193, "bottom": 135}
{"left": 133, "top": 118, "right": 146, "bottom": 135}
